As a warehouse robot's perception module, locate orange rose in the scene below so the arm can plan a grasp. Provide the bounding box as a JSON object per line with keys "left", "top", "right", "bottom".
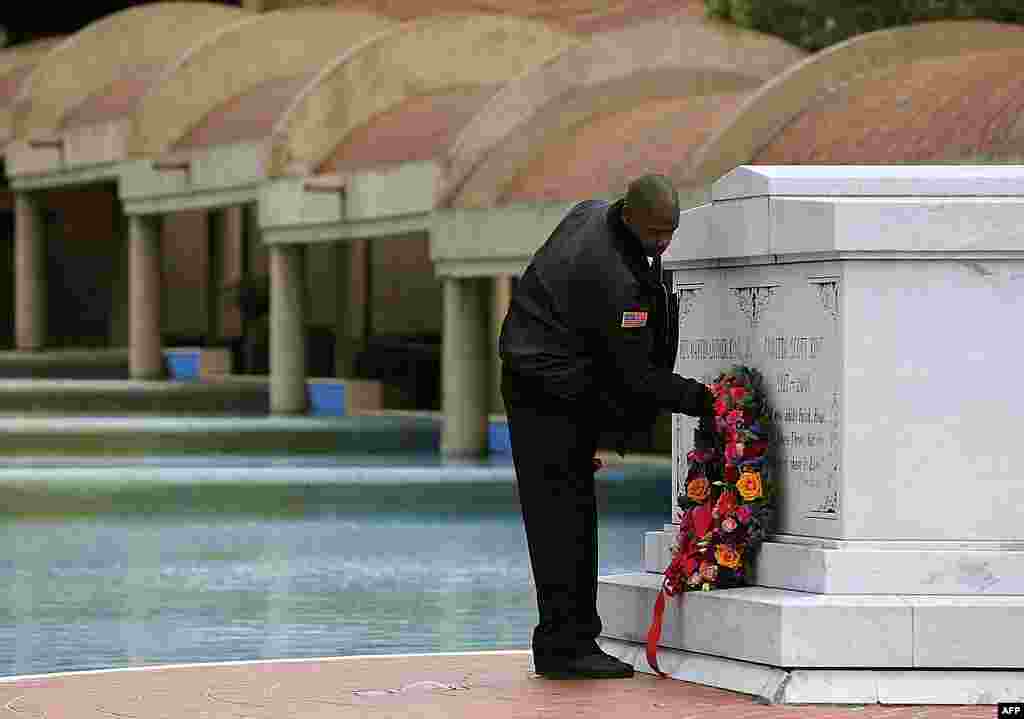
{"left": 736, "top": 470, "right": 763, "bottom": 501}
{"left": 686, "top": 476, "right": 710, "bottom": 502}
{"left": 715, "top": 544, "right": 742, "bottom": 569}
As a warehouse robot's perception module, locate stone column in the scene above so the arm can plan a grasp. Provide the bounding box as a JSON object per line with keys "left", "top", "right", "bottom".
{"left": 108, "top": 214, "right": 130, "bottom": 348}
{"left": 270, "top": 244, "right": 307, "bottom": 414}
{"left": 333, "top": 239, "right": 370, "bottom": 378}
{"left": 441, "top": 276, "right": 490, "bottom": 457}
{"left": 129, "top": 214, "right": 165, "bottom": 379}
{"left": 491, "top": 275, "right": 512, "bottom": 414}
{"left": 206, "top": 209, "right": 225, "bottom": 345}
{"left": 14, "top": 192, "right": 46, "bottom": 351}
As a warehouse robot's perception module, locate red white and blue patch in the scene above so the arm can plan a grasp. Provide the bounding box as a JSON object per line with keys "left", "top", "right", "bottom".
{"left": 621, "top": 310, "right": 648, "bottom": 328}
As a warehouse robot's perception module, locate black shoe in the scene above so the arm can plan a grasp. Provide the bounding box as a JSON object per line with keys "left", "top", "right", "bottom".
{"left": 534, "top": 651, "right": 635, "bottom": 679}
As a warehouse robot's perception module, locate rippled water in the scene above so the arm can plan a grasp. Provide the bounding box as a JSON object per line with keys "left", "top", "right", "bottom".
{"left": 0, "top": 456, "right": 669, "bottom": 678}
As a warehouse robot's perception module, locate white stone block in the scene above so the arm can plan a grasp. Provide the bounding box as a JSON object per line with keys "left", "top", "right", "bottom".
{"left": 600, "top": 572, "right": 1024, "bottom": 668}
{"left": 712, "top": 164, "right": 1024, "bottom": 202}
{"left": 598, "top": 637, "right": 1024, "bottom": 704}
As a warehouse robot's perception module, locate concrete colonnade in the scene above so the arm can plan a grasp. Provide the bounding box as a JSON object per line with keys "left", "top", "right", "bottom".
{"left": 491, "top": 276, "right": 512, "bottom": 414}
{"left": 441, "top": 276, "right": 492, "bottom": 457}
{"left": 128, "top": 214, "right": 164, "bottom": 379}
{"left": 14, "top": 192, "right": 46, "bottom": 352}
{"left": 269, "top": 243, "right": 307, "bottom": 414}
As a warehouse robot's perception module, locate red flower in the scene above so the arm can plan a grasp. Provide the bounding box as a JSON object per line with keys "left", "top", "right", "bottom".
{"left": 724, "top": 464, "right": 738, "bottom": 483}
{"left": 713, "top": 398, "right": 728, "bottom": 416}
{"left": 743, "top": 441, "right": 769, "bottom": 458}
{"left": 691, "top": 502, "right": 713, "bottom": 539}
{"left": 715, "top": 489, "right": 738, "bottom": 517}
{"left": 730, "top": 386, "right": 747, "bottom": 402}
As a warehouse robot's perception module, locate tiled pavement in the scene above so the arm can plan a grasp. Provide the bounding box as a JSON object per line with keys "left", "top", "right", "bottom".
{"left": 0, "top": 652, "right": 999, "bottom": 718}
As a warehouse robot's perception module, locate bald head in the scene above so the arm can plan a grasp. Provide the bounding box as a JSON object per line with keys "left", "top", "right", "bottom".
{"left": 625, "top": 174, "right": 678, "bottom": 216}
{"left": 622, "top": 174, "right": 679, "bottom": 257}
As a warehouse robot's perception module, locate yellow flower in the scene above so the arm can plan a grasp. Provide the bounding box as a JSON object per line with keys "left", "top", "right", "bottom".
{"left": 686, "top": 476, "right": 710, "bottom": 502}
{"left": 715, "top": 544, "right": 742, "bottom": 569}
{"left": 736, "top": 470, "right": 763, "bottom": 501}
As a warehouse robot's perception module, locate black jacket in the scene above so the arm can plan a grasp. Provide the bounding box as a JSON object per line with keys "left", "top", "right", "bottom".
{"left": 499, "top": 198, "right": 709, "bottom": 435}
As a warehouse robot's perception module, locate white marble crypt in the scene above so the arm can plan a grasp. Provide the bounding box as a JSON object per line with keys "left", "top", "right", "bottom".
{"left": 596, "top": 165, "right": 1024, "bottom": 704}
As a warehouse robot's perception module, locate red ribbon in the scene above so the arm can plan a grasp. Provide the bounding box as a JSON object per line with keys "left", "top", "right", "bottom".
{"left": 645, "top": 587, "right": 670, "bottom": 678}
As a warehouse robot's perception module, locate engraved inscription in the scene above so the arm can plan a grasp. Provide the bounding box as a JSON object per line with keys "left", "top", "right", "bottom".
{"left": 673, "top": 268, "right": 842, "bottom": 529}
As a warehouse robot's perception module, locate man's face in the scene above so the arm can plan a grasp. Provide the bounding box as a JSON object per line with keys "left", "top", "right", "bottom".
{"left": 624, "top": 201, "right": 679, "bottom": 257}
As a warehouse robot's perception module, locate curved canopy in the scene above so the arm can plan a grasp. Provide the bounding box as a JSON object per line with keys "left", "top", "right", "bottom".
{"left": 755, "top": 48, "right": 1024, "bottom": 164}
{"left": 12, "top": 2, "right": 246, "bottom": 138}
{"left": 686, "top": 20, "right": 1024, "bottom": 187}
{"left": 0, "top": 37, "right": 62, "bottom": 94}
{"left": 330, "top": 0, "right": 706, "bottom": 33}
{"left": 130, "top": 8, "right": 394, "bottom": 157}
{"left": 442, "top": 13, "right": 804, "bottom": 208}
{"left": 269, "top": 14, "right": 576, "bottom": 177}
{"left": 318, "top": 86, "right": 502, "bottom": 174}
{"left": 500, "top": 93, "right": 748, "bottom": 204}
{"left": 0, "top": 38, "right": 62, "bottom": 150}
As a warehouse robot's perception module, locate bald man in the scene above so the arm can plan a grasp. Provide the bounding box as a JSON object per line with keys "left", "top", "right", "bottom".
{"left": 500, "top": 174, "right": 714, "bottom": 680}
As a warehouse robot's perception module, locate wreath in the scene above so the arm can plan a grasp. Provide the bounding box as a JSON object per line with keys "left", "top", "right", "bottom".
{"left": 645, "top": 365, "right": 776, "bottom": 677}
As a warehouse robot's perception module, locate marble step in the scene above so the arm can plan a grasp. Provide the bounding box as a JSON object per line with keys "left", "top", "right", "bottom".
{"left": 596, "top": 636, "right": 1024, "bottom": 705}
{"left": 644, "top": 529, "right": 1024, "bottom": 595}
{"left": 597, "top": 571, "right": 1024, "bottom": 669}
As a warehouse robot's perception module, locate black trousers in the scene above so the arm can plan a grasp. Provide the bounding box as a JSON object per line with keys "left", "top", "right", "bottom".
{"left": 501, "top": 370, "right": 602, "bottom": 661}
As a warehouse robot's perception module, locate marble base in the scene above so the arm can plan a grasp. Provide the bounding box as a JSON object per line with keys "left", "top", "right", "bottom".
{"left": 644, "top": 529, "right": 1024, "bottom": 594}
{"left": 594, "top": 636, "right": 1024, "bottom": 704}
{"left": 598, "top": 572, "right": 1024, "bottom": 669}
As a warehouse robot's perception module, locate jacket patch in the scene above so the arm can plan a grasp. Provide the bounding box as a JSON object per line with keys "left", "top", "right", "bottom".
{"left": 621, "top": 310, "right": 648, "bottom": 328}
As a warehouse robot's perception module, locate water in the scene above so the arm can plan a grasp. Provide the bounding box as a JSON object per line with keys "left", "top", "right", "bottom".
{"left": 0, "top": 456, "right": 670, "bottom": 678}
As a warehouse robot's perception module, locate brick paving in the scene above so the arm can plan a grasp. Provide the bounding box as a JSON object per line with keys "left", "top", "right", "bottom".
{"left": 0, "top": 652, "right": 999, "bottom": 718}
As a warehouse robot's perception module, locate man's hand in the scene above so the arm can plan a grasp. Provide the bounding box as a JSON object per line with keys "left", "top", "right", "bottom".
{"left": 700, "top": 383, "right": 716, "bottom": 416}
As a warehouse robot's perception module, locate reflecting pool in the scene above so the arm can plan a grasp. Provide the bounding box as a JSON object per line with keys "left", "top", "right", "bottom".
{"left": 0, "top": 455, "right": 670, "bottom": 678}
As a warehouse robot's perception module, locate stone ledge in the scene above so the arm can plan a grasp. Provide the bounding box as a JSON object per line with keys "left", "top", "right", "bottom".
{"left": 644, "top": 531, "right": 1024, "bottom": 594}
{"left": 598, "top": 572, "right": 1024, "bottom": 668}
{"left": 596, "top": 636, "right": 1024, "bottom": 705}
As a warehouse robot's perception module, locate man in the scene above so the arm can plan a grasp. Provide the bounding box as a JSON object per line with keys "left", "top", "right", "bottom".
{"left": 499, "top": 174, "right": 714, "bottom": 680}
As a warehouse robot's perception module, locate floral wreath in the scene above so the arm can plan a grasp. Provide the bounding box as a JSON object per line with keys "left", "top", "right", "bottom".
{"left": 645, "top": 365, "right": 776, "bottom": 677}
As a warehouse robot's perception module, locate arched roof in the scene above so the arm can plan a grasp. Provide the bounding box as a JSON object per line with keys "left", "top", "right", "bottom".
{"left": 441, "top": 14, "right": 804, "bottom": 208}
{"left": 500, "top": 93, "right": 748, "bottom": 204}
{"left": 268, "top": 14, "right": 576, "bottom": 177}
{"left": 12, "top": 2, "right": 246, "bottom": 138}
{"left": 0, "top": 38, "right": 62, "bottom": 148}
{"left": 317, "top": 86, "right": 503, "bottom": 174}
{"left": 754, "top": 48, "right": 1024, "bottom": 164}
{"left": 130, "top": 8, "right": 394, "bottom": 156}
{"left": 685, "top": 20, "right": 1024, "bottom": 187}
{"left": 325, "top": 0, "right": 707, "bottom": 34}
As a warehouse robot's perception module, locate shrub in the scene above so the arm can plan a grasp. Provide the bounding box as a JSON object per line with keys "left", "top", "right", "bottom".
{"left": 705, "top": 0, "right": 1024, "bottom": 51}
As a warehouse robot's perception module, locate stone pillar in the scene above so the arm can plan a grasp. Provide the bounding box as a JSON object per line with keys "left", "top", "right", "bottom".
{"left": 108, "top": 214, "right": 130, "bottom": 348}
{"left": 14, "top": 192, "right": 46, "bottom": 351}
{"left": 491, "top": 275, "right": 512, "bottom": 414}
{"left": 206, "top": 208, "right": 225, "bottom": 345}
{"left": 129, "top": 214, "right": 164, "bottom": 379}
{"left": 441, "top": 276, "right": 490, "bottom": 457}
{"left": 333, "top": 239, "right": 370, "bottom": 378}
{"left": 270, "top": 244, "right": 307, "bottom": 414}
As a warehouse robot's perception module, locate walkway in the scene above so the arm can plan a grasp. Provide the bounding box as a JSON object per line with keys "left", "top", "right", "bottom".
{"left": 0, "top": 652, "right": 996, "bottom": 717}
